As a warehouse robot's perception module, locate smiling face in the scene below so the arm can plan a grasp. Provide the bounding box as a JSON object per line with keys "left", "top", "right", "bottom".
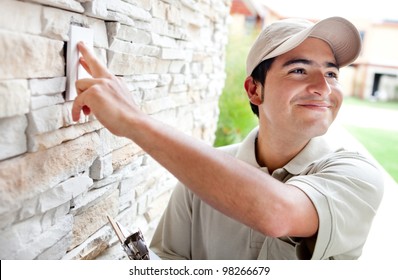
{"left": 256, "top": 37, "right": 343, "bottom": 141}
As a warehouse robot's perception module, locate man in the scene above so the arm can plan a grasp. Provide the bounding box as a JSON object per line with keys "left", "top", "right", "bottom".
{"left": 72, "top": 17, "right": 384, "bottom": 260}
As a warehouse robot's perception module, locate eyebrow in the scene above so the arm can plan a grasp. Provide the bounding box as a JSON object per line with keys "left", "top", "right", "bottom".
{"left": 282, "top": 58, "right": 339, "bottom": 70}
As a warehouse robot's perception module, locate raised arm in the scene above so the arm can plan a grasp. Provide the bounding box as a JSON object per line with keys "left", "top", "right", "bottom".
{"left": 72, "top": 42, "right": 319, "bottom": 238}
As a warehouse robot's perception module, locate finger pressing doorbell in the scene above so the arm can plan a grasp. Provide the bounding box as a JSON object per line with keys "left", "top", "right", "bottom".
{"left": 65, "top": 25, "right": 93, "bottom": 101}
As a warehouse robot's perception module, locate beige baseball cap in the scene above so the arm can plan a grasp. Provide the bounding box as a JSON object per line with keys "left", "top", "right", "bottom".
{"left": 246, "top": 16, "right": 362, "bottom": 76}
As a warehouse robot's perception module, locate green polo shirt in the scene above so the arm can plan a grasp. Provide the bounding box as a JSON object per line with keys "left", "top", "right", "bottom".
{"left": 150, "top": 127, "right": 384, "bottom": 259}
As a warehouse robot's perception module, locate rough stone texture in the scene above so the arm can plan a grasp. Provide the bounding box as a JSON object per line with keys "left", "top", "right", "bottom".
{"left": 0, "top": 0, "right": 231, "bottom": 259}
{"left": 0, "top": 31, "right": 64, "bottom": 79}
{"left": 0, "top": 132, "right": 101, "bottom": 215}
{"left": 0, "top": 0, "right": 42, "bottom": 35}
{"left": 0, "top": 115, "right": 28, "bottom": 160}
{"left": 69, "top": 190, "right": 119, "bottom": 250}
{"left": 0, "top": 80, "right": 30, "bottom": 118}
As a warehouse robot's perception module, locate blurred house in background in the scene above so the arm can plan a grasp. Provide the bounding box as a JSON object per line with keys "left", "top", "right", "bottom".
{"left": 355, "top": 20, "right": 398, "bottom": 101}
{"left": 229, "top": 0, "right": 266, "bottom": 31}
{"left": 230, "top": 0, "right": 398, "bottom": 101}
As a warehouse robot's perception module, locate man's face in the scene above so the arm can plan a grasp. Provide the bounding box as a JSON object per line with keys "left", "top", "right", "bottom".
{"left": 259, "top": 37, "right": 343, "bottom": 139}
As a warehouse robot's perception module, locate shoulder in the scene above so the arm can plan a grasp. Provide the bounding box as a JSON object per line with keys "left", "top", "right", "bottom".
{"left": 289, "top": 149, "right": 385, "bottom": 221}
{"left": 316, "top": 150, "right": 384, "bottom": 190}
{"left": 289, "top": 150, "right": 384, "bottom": 259}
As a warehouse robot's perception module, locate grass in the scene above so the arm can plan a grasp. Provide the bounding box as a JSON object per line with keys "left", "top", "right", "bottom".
{"left": 344, "top": 125, "right": 398, "bottom": 182}
{"left": 213, "top": 29, "right": 259, "bottom": 147}
{"left": 342, "top": 97, "right": 398, "bottom": 182}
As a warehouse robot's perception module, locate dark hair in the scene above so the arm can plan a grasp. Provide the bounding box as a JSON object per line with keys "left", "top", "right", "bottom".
{"left": 249, "top": 58, "right": 275, "bottom": 117}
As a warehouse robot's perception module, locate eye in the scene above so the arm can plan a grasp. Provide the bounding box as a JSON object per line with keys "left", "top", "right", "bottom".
{"left": 326, "top": 71, "right": 339, "bottom": 79}
{"left": 289, "top": 68, "right": 306, "bottom": 74}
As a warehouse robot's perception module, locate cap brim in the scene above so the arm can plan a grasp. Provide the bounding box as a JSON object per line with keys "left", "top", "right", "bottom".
{"left": 250, "top": 17, "right": 361, "bottom": 75}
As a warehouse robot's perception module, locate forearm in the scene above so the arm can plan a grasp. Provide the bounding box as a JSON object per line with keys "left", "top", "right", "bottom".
{"left": 124, "top": 115, "right": 317, "bottom": 238}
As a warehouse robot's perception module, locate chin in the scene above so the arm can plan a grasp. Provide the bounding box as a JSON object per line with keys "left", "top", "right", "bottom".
{"left": 305, "top": 122, "right": 331, "bottom": 138}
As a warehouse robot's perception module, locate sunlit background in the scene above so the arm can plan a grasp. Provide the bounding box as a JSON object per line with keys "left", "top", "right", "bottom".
{"left": 257, "top": 0, "right": 398, "bottom": 21}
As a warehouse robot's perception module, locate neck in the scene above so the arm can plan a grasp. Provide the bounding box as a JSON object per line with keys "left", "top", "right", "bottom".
{"left": 255, "top": 126, "right": 309, "bottom": 173}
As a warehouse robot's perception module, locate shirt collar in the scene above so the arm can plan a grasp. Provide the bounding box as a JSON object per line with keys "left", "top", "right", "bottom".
{"left": 235, "top": 126, "right": 338, "bottom": 175}
{"left": 235, "top": 127, "right": 261, "bottom": 168}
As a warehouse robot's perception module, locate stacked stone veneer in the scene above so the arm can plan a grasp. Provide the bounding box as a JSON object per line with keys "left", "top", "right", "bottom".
{"left": 0, "top": 0, "right": 231, "bottom": 259}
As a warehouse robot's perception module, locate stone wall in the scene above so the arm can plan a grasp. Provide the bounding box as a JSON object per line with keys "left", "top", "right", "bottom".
{"left": 0, "top": 0, "right": 231, "bottom": 260}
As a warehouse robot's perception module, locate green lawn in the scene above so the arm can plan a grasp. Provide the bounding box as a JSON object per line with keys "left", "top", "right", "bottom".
{"left": 344, "top": 125, "right": 398, "bottom": 182}
{"left": 214, "top": 30, "right": 259, "bottom": 147}
{"left": 342, "top": 97, "right": 398, "bottom": 182}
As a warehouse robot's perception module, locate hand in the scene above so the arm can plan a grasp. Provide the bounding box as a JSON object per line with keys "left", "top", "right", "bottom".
{"left": 71, "top": 42, "right": 142, "bottom": 137}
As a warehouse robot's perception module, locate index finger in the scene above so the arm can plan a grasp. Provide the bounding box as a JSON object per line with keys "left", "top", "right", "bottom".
{"left": 77, "top": 41, "right": 111, "bottom": 78}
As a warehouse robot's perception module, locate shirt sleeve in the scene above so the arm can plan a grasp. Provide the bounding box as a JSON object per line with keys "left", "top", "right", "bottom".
{"left": 286, "top": 151, "right": 384, "bottom": 260}
{"left": 149, "top": 182, "right": 193, "bottom": 260}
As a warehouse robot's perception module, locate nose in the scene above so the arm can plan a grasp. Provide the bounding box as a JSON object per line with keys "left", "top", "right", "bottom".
{"left": 307, "top": 72, "right": 332, "bottom": 96}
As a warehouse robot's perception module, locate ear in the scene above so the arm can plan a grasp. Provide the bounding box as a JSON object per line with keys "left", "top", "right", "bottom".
{"left": 244, "top": 76, "right": 262, "bottom": 105}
